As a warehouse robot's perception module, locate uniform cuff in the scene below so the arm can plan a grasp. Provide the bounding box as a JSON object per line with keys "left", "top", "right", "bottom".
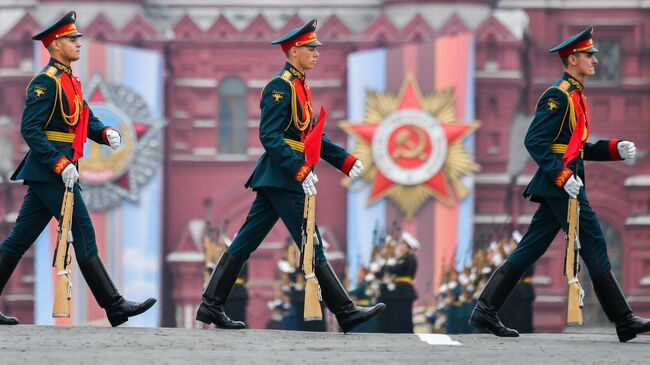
{"left": 294, "top": 163, "right": 312, "bottom": 183}
{"left": 554, "top": 167, "right": 573, "bottom": 188}
{"left": 341, "top": 155, "right": 357, "bottom": 175}
{"left": 611, "top": 139, "right": 622, "bottom": 160}
{"left": 53, "top": 157, "right": 71, "bottom": 175}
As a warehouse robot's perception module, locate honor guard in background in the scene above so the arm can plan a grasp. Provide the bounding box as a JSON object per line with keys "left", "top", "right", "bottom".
{"left": 196, "top": 19, "right": 385, "bottom": 332}
{"left": 468, "top": 26, "right": 650, "bottom": 342}
{"left": 499, "top": 231, "right": 535, "bottom": 333}
{"left": 0, "top": 11, "right": 156, "bottom": 326}
{"left": 381, "top": 232, "right": 419, "bottom": 333}
{"left": 223, "top": 262, "right": 248, "bottom": 324}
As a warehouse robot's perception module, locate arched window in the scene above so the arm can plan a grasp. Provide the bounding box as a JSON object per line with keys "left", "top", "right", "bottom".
{"left": 218, "top": 77, "right": 247, "bottom": 154}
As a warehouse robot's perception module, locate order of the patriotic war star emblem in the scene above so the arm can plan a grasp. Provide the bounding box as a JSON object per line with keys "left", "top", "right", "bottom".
{"left": 340, "top": 75, "right": 480, "bottom": 217}
{"left": 78, "top": 75, "right": 166, "bottom": 211}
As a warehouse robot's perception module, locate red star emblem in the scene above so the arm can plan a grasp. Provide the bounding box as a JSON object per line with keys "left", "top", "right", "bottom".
{"left": 341, "top": 76, "right": 479, "bottom": 216}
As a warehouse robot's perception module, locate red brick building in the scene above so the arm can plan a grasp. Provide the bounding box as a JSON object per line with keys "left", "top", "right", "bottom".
{"left": 0, "top": 0, "right": 649, "bottom": 331}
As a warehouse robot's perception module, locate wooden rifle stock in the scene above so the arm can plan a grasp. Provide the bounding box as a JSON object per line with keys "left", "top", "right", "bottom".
{"left": 565, "top": 197, "right": 584, "bottom": 326}
{"left": 53, "top": 187, "right": 74, "bottom": 318}
{"left": 302, "top": 195, "right": 322, "bottom": 321}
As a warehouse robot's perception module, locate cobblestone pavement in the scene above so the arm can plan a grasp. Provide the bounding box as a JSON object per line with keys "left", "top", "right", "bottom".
{"left": 0, "top": 325, "right": 648, "bottom": 364}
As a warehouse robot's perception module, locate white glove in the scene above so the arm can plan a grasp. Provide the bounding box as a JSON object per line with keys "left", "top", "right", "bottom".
{"left": 348, "top": 160, "right": 364, "bottom": 179}
{"left": 617, "top": 141, "right": 636, "bottom": 160}
{"left": 563, "top": 175, "right": 583, "bottom": 199}
{"left": 61, "top": 164, "right": 79, "bottom": 188}
{"left": 106, "top": 129, "right": 121, "bottom": 150}
{"left": 302, "top": 171, "right": 318, "bottom": 196}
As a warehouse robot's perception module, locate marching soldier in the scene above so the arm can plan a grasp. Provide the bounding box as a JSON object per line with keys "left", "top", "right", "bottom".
{"left": 196, "top": 19, "right": 385, "bottom": 332}
{"left": 468, "top": 26, "right": 650, "bottom": 342}
{"left": 0, "top": 11, "right": 156, "bottom": 326}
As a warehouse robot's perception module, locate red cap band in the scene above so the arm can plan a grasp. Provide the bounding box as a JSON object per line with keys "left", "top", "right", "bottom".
{"left": 281, "top": 31, "right": 318, "bottom": 52}
{"left": 558, "top": 38, "right": 594, "bottom": 58}
{"left": 42, "top": 23, "right": 79, "bottom": 47}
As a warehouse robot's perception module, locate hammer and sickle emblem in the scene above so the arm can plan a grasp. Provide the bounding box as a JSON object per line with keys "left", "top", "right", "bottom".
{"left": 391, "top": 127, "right": 427, "bottom": 161}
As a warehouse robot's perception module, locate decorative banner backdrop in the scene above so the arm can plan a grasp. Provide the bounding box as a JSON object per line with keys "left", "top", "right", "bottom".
{"left": 345, "top": 33, "right": 478, "bottom": 296}
{"left": 33, "top": 40, "right": 165, "bottom": 327}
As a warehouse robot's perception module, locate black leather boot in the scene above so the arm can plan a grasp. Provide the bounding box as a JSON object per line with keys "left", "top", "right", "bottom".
{"left": 0, "top": 252, "right": 20, "bottom": 325}
{"left": 468, "top": 260, "right": 524, "bottom": 337}
{"left": 79, "top": 256, "right": 157, "bottom": 327}
{"left": 592, "top": 270, "right": 650, "bottom": 342}
{"left": 315, "top": 261, "right": 386, "bottom": 333}
{"left": 196, "top": 252, "right": 246, "bottom": 329}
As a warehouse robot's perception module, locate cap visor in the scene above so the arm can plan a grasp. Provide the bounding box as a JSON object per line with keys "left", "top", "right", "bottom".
{"left": 64, "top": 32, "right": 83, "bottom": 38}
{"left": 304, "top": 40, "right": 322, "bottom": 47}
{"left": 583, "top": 47, "right": 598, "bottom": 53}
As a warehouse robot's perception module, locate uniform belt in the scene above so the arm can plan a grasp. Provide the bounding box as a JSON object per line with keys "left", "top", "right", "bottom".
{"left": 283, "top": 138, "right": 304, "bottom": 153}
{"left": 356, "top": 299, "right": 370, "bottom": 305}
{"left": 235, "top": 278, "right": 246, "bottom": 285}
{"left": 45, "top": 131, "right": 75, "bottom": 143}
{"left": 550, "top": 144, "right": 584, "bottom": 158}
{"left": 395, "top": 276, "right": 414, "bottom": 284}
{"left": 521, "top": 277, "right": 533, "bottom": 284}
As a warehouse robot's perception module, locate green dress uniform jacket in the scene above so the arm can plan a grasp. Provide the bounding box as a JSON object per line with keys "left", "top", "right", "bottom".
{"left": 11, "top": 58, "right": 111, "bottom": 184}
{"left": 523, "top": 72, "right": 621, "bottom": 202}
{"left": 245, "top": 62, "right": 357, "bottom": 193}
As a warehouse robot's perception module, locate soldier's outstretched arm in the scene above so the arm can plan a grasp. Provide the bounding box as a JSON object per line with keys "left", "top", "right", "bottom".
{"left": 582, "top": 139, "right": 624, "bottom": 161}
{"left": 319, "top": 131, "right": 358, "bottom": 176}
{"left": 21, "top": 74, "right": 71, "bottom": 173}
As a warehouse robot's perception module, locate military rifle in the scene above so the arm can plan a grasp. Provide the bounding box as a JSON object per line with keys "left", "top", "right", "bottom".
{"left": 52, "top": 186, "right": 74, "bottom": 318}
{"left": 565, "top": 197, "right": 584, "bottom": 325}
{"left": 300, "top": 106, "right": 327, "bottom": 321}
{"left": 301, "top": 195, "right": 322, "bottom": 320}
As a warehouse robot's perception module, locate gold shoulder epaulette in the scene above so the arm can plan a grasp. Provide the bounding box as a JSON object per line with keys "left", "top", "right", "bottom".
{"left": 45, "top": 66, "right": 57, "bottom": 77}
{"left": 281, "top": 70, "right": 291, "bottom": 81}
{"left": 558, "top": 80, "right": 571, "bottom": 91}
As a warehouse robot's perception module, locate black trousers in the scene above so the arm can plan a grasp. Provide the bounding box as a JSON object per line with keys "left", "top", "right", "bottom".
{"left": 508, "top": 196, "right": 611, "bottom": 277}
{"left": 0, "top": 182, "right": 98, "bottom": 263}
{"left": 227, "top": 187, "right": 326, "bottom": 264}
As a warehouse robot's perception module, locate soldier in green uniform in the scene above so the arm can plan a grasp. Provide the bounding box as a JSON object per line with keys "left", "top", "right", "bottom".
{"left": 0, "top": 11, "right": 156, "bottom": 326}
{"left": 468, "top": 26, "right": 650, "bottom": 342}
{"left": 196, "top": 19, "right": 385, "bottom": 332}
